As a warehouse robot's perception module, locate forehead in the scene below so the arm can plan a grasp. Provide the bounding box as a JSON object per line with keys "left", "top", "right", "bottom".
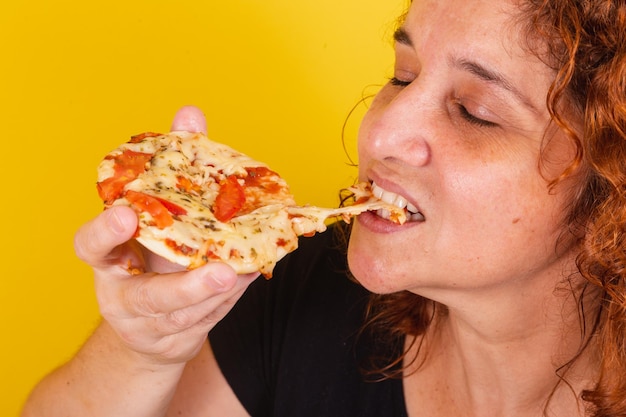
{"left": 401, "top": 0, "right": 554, "bottom": 109}
{"left": 403, "top": 0, "right": 520, "bottom": 51}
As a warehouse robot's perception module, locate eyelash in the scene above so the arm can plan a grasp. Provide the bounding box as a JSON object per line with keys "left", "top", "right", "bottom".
{"left": 456, "top": 103, "right": 497, "bottom": 128}
{"left": 388, "top": 77, "right": 497, "bottom": 128}
{"left": 389, "top": 76, "right": 411, "bottom": 87}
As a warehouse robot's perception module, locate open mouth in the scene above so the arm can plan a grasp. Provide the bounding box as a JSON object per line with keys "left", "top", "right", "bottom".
{"left": 371, "top": 182, "right": 425, "bottom": 222}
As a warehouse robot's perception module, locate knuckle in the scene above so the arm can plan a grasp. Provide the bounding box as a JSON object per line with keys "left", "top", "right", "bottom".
{"left": 130, "top": 280, "right": 163, "bottom": 316}
{"left": 194, "top": 314, "right": 220, "bottom": 329}
{"left": 73, "top": 219, "right": 111, "bottom": 264}
{"left": 164, "top": 309, "right": 196, "bottom": 330}
{"left": 94, "top": 282, "right": 122, "bottom": 319}
{"left": 73, "top": 225, "right": 93, "bottom": 262}
{"left": 97, "top": 300, "right": 118, "bottom": 321}
{"left": 116, "top": 326, "right": 142, "bottom": 347}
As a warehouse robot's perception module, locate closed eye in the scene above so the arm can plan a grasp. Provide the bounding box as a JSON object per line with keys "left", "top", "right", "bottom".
{"left": 389, "top": 76, "right": 497, "bottom": 128}
{"left": 456, "top": 103, "right": 497, "bottom": 128}
{"left": 389, "top": 77, "right": 412, "bottom": 87}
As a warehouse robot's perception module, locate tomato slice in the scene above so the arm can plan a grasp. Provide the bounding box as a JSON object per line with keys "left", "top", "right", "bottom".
{"left": 97, "top": 150, "right": 153, "bottom": 204}
{"left": 244, "top": 167, "right": 281, "bottom": 193}
{"left": 213, "top": 175, "right": 245, "bottom": 222}
{"left": 124, "top": 190, "right": 174, "bottom": 229}
{"left": 153, "top": 195, "right": 187, "bottom": 216}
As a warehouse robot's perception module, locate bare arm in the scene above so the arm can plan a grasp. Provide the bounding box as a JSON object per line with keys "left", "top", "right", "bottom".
{"left": 167, "top": 340, "right": 250, "bottom": 416}
{"left": 21, "top": 107, "right": 253, "bottom": 417}
{"left": 22, "top": 320, "right": 186, "bottom": 416}
{"left": 22, "top": 324, "right": 249, "bottom": 417}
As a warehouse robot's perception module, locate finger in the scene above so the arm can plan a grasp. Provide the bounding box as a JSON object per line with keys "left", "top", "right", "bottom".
{"left": 74, "top": 206, "right": 139, "bottom": 268}
{"left": 122, "top": 262, "right": 246, "bottom": 317}
{"left": 108, "top": 277, "right": 254, "bottom": 361}
{"left": 148, "top": 274, "right": 257, "bottom": 337}
{"left": 98, "top": 267, "right": 257, "bottom": 357}
{"left": 170, "top": 105, "right": 208, "bottom": 134}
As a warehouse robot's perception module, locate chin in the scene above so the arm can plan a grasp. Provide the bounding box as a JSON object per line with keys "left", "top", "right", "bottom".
{"left": 347, "top": 235, "right": 403, "bottom": 295}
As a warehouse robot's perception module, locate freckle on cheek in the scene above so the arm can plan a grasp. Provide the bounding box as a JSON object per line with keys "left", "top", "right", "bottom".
{"left": 512, "top": 218, "right": 521, "bottom": 224}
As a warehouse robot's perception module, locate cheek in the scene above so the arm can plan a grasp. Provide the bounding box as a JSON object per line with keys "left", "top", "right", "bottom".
{"left": 447, "top": 172, "right": 565, "bottom": 260}
{"left": 434, "top": 158, "right": 550, "bottom": 241}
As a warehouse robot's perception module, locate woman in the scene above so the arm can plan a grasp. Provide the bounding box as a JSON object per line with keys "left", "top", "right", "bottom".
{"left": 21, "top": 0, "right": 626, "bottom": 416}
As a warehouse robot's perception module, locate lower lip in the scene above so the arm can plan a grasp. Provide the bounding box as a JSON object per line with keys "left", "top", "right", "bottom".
{"left": 356, "top": 211, "right": 419, "bottom": 233}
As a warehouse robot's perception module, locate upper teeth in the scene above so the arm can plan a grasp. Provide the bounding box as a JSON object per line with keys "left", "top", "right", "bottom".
{"left": 371, "top": 182, "right": 425, "bottom": 221}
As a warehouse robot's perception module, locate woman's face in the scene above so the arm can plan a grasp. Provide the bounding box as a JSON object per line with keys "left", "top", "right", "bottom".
{"left": 348, "top": 0, "right": 581, "bottom": 298}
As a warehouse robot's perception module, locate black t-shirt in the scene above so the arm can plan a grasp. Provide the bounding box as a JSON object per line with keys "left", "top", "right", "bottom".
{"left": 209, "top": 226, "right": 408, "bottom": 417}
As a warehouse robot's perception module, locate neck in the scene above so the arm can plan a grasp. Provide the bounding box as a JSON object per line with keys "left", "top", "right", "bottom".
{"left": 403, "top": 273, "right": 599, "bottom": 417}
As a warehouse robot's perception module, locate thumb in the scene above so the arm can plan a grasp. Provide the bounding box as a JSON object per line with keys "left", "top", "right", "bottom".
{"left": 74, "top": 206, "right": 139, "bottom": 268}
{"left": 171, "top": 105, "right": 208, "bottom": 134}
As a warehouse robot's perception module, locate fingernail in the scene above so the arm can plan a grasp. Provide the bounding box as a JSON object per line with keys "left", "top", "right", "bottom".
{"left": 209, "top": 274, "right": 228, "bottom": 291}
{"left": 108, "top": 209, "right": 126, "bottom": 233}
{"left": 203, "top": 264, "right": 235, "bottom": 291}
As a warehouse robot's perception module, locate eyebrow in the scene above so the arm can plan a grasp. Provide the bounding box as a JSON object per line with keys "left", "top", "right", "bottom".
{"left": 452, "top": 58, "right": 539, "bottom": 113}
{"left": 392, "top": 27, "right": 540, "bottom": 114}
{"left": 393, "top": 27, "right": 413, "bottom": 46}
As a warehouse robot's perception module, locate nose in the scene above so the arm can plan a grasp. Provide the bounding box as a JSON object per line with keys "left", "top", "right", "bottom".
{"left": 358, "top": 83, "right": 433, "bottom": 167}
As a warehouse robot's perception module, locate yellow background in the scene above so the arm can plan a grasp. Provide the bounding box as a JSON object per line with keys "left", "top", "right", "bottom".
{"left": 1, "top": 0, "right": 406, "bottom": 414}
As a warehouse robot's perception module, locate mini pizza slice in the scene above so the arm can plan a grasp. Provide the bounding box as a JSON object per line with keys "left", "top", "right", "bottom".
{"left": 96, "top": 131, "right": 407, "bottom": 277}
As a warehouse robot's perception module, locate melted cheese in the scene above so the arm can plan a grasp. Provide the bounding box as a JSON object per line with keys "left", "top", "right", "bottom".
{"left": 286, "top": 183, "right": 407, "bottom": 236}
{"left": 102, "top": 131, "right": 298, "bottom": 276}
{"left": 99, "top": 131, "right": 404, "bottom": 277}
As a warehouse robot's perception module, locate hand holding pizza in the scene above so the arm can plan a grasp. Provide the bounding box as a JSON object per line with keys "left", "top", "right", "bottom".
{"left": 73, "top": 106, "right": 259, "bottom": 365}
{"left": 77, "top": 104, "right": 408, "bottom": 365}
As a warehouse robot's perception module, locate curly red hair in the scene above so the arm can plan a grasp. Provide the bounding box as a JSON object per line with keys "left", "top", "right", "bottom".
{"left": 523, "top": 1, "right": 626, "bottom": 415}
{"left": 353, "top": 1, "right": 626, "bottom": 415}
